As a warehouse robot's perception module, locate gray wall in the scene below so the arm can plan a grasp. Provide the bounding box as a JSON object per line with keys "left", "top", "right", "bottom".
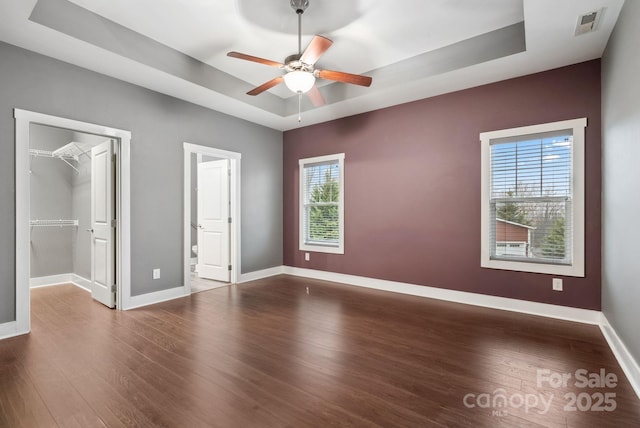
{"left": 0, "top": 40, "right": 283, "bottom": 322}
{"left": 602, "top": 0, "right": 640, "bottom": 363}
{"left": 29, "top": 124, "right": 75, "bottom": 278}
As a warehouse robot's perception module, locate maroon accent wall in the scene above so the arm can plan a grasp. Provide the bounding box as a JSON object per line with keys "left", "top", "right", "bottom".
{"left": 283, "top": 60, "right": 602, "bottom": 310}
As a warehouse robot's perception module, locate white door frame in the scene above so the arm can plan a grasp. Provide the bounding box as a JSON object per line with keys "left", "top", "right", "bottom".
{"left": 14, "top": 109, "right": 132, "bottom": 336}
{"left": 183, "top": 143, "right": 241, "bottom": 292}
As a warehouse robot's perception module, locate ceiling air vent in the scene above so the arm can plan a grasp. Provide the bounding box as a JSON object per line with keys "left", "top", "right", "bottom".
{"left": 575, "top": 9, "right": 603, "bottom": 36}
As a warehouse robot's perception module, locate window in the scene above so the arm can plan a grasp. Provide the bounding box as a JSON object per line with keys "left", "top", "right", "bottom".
{"left": 480, "top": 118, "right": 586, "bottom": 277}
{"left": 299, "top": 153, "right": 345, "bottom": 254}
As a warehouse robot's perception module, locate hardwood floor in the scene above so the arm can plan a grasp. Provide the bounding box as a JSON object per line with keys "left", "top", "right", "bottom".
{"left": 1, "top": 276, "right": 639, "bottom": 427}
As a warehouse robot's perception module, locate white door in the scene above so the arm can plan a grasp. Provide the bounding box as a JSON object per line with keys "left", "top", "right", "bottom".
{"left": 197, "top": 159, "right": 230, "bottom": 282}
{"left": 90, "top": 140, "right": 116, "bottom": 308}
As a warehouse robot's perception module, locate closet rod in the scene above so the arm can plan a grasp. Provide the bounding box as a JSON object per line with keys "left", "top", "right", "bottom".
{"left": 30, "top": 219, "right": 79, "bottom": 227}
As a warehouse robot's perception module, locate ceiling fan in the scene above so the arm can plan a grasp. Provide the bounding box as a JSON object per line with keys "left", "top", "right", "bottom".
{"left": 227, "top": 0, "right": 372, "bottom": 113}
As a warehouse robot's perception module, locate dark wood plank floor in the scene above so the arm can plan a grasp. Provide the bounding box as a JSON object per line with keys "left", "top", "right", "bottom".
{"left": 1, "top": 276, "right": 639, "bottom": 427}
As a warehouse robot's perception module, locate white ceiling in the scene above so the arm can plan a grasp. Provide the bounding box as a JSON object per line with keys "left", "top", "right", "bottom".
{"left": 0, "top": 0, "right": 625, "bottom": 131}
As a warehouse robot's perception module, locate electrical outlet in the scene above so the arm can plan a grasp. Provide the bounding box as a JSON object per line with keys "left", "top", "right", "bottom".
{"left": 552, "top": 278, "right": 563, "bottom": 291}
{"left": 304, "top": 252, "right": 310, "bottom": 261}
{"left": 153, "top": 268, "right": 161, "bottom": 280}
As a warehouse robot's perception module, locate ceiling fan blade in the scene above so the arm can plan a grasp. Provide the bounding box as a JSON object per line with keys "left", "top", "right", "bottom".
{"left": 300, "top": 35, "right": 333, "bottom": 65}
{"left": 247, "top": 76, "right": 284, "bottom": 96}
{"left": 227, "top": 51, "right": 284, "bottom": 68}
{"left": 307, "top": 85, "right": 325, "bottom": 107}
{"left": 316, "top": 69, "right": 372, "bottom": 87}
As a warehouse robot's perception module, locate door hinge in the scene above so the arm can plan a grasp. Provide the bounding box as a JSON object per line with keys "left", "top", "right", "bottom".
{"left": 112, "top": 153, "right": 116, "bottom": 163}
{"left": 111, "top": 219, "right": 117, "bottom": 228}
{"left": 228, "top": 265, "right": 232, "bottom": 271}
{"left": 111, "top": 285, "right": 117, "bottom": 292}
{"left": 228, "top": 217, "right": 232, "bottom": 224}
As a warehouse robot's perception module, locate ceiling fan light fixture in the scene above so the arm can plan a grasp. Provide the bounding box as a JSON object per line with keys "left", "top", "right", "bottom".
{"left": 284, "top": 70, "right": 315, "bottom": 94}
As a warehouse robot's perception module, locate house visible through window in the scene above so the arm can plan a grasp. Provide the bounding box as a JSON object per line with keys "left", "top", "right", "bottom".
{"left": 299, "top": 153, "right": 345, "bottom": 254}
{"left": 480, "top": 118, "right": 586, "bottom": 277}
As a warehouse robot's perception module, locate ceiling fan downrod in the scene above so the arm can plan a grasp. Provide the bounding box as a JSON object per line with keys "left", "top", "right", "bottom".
{"left": 291, "top": 0, "right": 309, "bottom": 55}
{"left": 291, "top": 0, "right": 309, "bottom": 122}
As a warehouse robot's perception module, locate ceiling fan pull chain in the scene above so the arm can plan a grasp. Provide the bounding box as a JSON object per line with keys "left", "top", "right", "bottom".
{"left": 298, "top": 92, "right": 302, "bottom": 122}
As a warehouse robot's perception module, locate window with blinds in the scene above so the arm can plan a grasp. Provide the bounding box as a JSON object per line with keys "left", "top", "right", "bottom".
{"left": 490, "top": 130, "right": 572, "bottom": 264}
{"left": 480, "top": 119, "right": 586, "bottom": 277}
{"left": 299, "top": 153, "right": 345, "bottom": 254}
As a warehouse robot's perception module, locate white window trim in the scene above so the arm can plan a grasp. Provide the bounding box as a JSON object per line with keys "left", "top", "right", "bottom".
{"left": 480, "top": 118, "right": 586, "bottom": 277}
{"left": 299, "top": 153, "right": 345, "bottom": 254}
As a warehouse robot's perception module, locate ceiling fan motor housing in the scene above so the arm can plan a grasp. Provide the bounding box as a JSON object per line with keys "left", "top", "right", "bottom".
{"left": 284, "top": 53, "right": 313, "bottom": 73}
{"left": 290, "top": 0, "right": 309, "bottom": 14}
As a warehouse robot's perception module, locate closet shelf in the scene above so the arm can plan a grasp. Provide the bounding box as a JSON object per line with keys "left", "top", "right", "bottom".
{"left": 30, "top": 219, "right": 79, "bottom": 227}
{"left": 29, "top": 148, "right": 77, "bottom": 161}
{"left": 30, "top": 142, "right": 91, "bottom": 174}
{"left": 53, "top": 142, "right": 90, "bottom": 160}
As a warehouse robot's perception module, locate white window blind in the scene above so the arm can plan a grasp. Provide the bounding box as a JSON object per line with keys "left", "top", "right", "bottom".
{"left": 490, "top": 129, "right": 573, "bottom": 265}
{"left": 299, "top": 153, "right": 344, "bottom": 254}
{"left": 480, "top": 118, "right": 586, "bottom": 277}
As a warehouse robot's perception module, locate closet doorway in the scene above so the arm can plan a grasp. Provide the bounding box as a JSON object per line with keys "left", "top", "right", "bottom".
{"left": 15, "top": 109, "right": 132, "bottom": 336}
{"left": 183, "top": 143, "right": 241, "bottom": 294}
{"left": 29, "top": 124, "right": 116, "bottom": 307}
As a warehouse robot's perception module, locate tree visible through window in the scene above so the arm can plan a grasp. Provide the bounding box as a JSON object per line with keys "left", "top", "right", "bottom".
{"left": 308, "top": 168, "right": 340, "bottom": 242}
{"left": 299, "top": 154, "right": 344, "bottom": 254}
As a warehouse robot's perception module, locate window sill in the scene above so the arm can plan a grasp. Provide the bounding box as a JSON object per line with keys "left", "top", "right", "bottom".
{"left": 481, "top": 258, "right": 584, "bottom": 277}
{"left": 300, "top": 243, "right": 344, "bottom": 255}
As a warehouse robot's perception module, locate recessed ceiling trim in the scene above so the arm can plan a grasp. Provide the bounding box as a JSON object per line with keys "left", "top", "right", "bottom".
{"left": 4, "top": 0, "right": 621, "bottom": 131}
{"left": 29, "top": 0, "right": 525, "bottom": 121}
{"left": 284, "top": 21, "right": 526, "bottom": 117}
{"left": 29, "top": 0, "right": 285, "bottom": 116}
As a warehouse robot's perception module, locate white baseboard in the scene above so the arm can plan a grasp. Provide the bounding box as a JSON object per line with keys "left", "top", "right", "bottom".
{"left": 30, "top": 273, "right": 73, "bottom": 288}
{"left": 30, "top": 273, "right": 91, "bottom": 292}
{"left": 282, "top": 266, "right": 601, "bottom": 325}
{"left": 123, "top": 286, "right": 189, "bottom": 311}
{"left": 599, "top": 313, "right": 640, "bottom": 400}
{"left": 239, "top": 266, "right": 285, "bottom": 283}
{"left": 71, "top": 274, "right": 91, "bottom": 292}
{"left": 0, "top": 321, "right": 25, "bottom": 340}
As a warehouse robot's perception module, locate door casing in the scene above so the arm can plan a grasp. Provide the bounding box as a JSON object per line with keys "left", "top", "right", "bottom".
{"left": 183, "top": 142, "right": 241, "bottom": 293}
{"left": 14, "top": 109, "right": 132, "bottom": 336}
